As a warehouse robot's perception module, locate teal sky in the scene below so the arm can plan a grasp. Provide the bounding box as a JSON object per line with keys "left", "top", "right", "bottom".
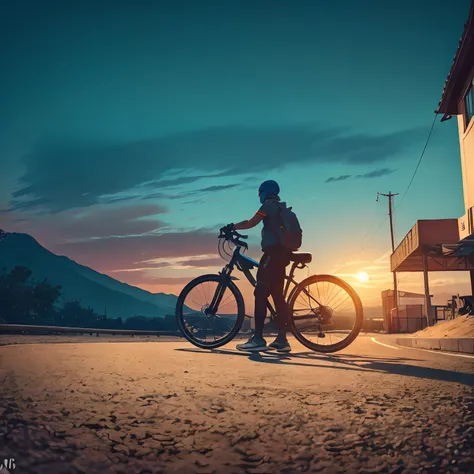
{"left": 1, "top": 0, "right": 471, "bottom": 305}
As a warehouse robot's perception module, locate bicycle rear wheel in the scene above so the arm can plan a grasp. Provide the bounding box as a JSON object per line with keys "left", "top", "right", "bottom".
{"left": 289, "top": 274, "right": 363, "bottom": 353}
{"left": 176, "top": 274, "right": 246, "bottom": 349}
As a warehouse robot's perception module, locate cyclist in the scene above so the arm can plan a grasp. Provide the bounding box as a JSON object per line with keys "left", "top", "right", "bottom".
{"left": 220, "top": 180, "right": 292, "bottom": 352}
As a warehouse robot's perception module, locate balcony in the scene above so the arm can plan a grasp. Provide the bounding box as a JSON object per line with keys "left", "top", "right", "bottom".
{"left": 390, "top": 219, "right": 473, "bottom": 272}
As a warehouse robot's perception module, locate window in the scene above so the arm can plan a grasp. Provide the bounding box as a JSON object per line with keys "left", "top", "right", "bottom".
{"left": 464, "top": 85, "right": 474, "bottom": 127}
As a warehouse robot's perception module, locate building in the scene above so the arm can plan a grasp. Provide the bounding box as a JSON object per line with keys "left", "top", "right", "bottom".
{"left": 390, "top": 2, "right": 474, "bottom": 326}
{"left": 381, "top": 290, "right": 431, "bottom": 333}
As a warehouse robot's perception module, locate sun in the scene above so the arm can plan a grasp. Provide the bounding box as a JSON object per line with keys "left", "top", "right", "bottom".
{"left": 356, "top": 271, "right": 369, "bottom": 282}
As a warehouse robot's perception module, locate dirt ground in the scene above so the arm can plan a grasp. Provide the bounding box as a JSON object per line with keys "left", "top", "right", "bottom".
{"left": 411, "top": 315, "right": 474, "bottom": 338}
{"left": 1, "top": 336, "right": 473, "bottom": 473}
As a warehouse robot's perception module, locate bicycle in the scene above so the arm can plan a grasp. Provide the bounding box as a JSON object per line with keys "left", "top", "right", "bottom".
{"left": 175, "top": 229, "right": 363, "bottom": 353}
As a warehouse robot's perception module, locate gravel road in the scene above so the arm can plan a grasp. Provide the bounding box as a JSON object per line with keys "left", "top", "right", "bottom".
{"left": 1, "top": 334, "right": 473, "bottom": 473}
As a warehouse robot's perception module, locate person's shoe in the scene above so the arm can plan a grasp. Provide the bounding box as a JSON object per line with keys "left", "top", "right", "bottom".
{"left": 236, "top": 336, "right": 268, "bottom": 352}
{"left": 268, "top": 337, "right": 292, "bottom": 352}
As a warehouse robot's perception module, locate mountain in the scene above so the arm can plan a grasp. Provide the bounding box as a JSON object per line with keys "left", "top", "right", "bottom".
{"left": 0, "top": 232, "right": 181, "bottom": 320}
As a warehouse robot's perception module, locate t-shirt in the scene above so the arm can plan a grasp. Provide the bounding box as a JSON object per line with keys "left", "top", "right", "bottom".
{"left": 257, "top": 198, "right": 286, "bottom": 251}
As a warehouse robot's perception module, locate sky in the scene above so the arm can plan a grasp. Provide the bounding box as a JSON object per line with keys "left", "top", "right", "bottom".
{"left": 1, "top": 0, "right": 472, "bottom": 309}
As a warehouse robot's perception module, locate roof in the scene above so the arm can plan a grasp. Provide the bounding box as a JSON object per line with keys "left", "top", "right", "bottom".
{"left": 436, "top": 2, "right": 474, "bottom": 119}
{"left": 389, "top": 219, "right": 474, "bottom": 272}
{"left": 381, "top": 290, "right": 429, "bottom": 299}
{"left": 441, "top": 233, "right": 474, "bottom": 257}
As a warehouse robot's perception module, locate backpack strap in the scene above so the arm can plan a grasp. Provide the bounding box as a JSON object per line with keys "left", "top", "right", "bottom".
{"left": 268, "top": 202, "right": 284, "bottom": 246}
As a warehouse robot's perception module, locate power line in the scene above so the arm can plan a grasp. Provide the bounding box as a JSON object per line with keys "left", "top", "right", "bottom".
{"left": 357, "top": 218, "right": 383, "bottom": 252}
{"left": 393, "top": 194, "right": 398, "bottom": 245}
{"left": 352, "top": 191, "right": 396, "bottom": 261}
{"left": 334, "top": 113, "right": 438, "bottom": 269}
{"left": 340, "top": 198, "right": 390, "bottom": 266}
{"left": 377, "top": 192, "right": 399, "bottom": 314}
{"left": 397, "top": 274, "right": 412, "bottom": 282}
{"left": 353, "top": 215, "right": 388, "bottom": 258}
{"left": 377, "top": 192, "right": 399, "bottom": 252}
{"left": 355, "top": 113, "right": 439, "bottom": 256}
{"left": 396, "top": 113, "right": 438, "bottom": 210}
{"left": 330, "top": 196, "right": 387, "bottom": 273}
{"left": 331, "top": 214, "right": 387, "bottom": 274}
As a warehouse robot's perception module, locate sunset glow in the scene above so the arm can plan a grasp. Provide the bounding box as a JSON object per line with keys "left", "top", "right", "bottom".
{"left": 357, "top": 272, "right": 370, "bottom": 283}
{"left": 0, "top": 0, "right": 471, "bottom": 313}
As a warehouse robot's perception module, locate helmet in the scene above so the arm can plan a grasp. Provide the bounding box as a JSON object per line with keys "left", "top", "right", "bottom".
{"left": 258, "top": 180, "right": 280, "bottom": 204}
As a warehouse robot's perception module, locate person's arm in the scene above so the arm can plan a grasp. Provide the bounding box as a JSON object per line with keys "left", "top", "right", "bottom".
{"left": 233, "top": 212, "right": 264, "bottom": 230}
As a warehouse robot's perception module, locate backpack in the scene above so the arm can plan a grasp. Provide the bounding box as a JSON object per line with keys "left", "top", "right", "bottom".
{"left": 275, "top": 203, "right": 303, "bottom": 251}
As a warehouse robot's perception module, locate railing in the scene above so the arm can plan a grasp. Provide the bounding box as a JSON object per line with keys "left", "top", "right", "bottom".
{"left": 0, "top": 324, "right": 181, "bottom": 337}
{"left": 0, "top": 324, "right": 251, "bottom": 340}
{"left": 391, "top": 317, "right": 427, "bottom": 334}
{"left": 433, "top": 305, "right": 452, "bottom": 323}
{"left": 391, "top": 304, "right": 427, "bottom": 333}
{"left": 362, "top": 318, "right": 385, "bottom": 332}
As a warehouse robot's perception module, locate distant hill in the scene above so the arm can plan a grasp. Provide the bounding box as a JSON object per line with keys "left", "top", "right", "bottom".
{"left": 0, "top": 232, "right": 182, "bottom": 320}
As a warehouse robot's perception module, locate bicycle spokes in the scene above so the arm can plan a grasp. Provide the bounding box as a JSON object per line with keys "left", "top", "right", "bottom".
{"left": 181, "top": 280, "right": 239, "bottom": 343}
{"left": 292, "top": 279, "right": 358, "bottom": 347}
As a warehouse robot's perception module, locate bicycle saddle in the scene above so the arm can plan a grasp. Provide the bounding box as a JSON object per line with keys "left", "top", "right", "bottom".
{"left": 290, "top": 252, "right": 312, "bottom": 264}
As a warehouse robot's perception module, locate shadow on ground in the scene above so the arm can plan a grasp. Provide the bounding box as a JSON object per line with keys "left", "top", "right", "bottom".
{"left": 175, "top": 347, "right": 474, "bottom": 386}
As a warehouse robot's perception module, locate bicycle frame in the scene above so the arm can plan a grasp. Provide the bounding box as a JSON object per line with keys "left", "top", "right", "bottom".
{"left": 178, "top": 234, "right": 364, "bottom": 352}
{"left": 211, "top": 242, "right": 314, "bottom": 319}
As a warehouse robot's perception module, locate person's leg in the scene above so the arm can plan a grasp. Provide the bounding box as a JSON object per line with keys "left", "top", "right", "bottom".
{"left": 236, "top": 253, "right": 271, "bottom": 351}
{"left": 272, "top": 291, "right": 290, "bottom": 335}
{"left": 254, "top": 253, "right": 272, "bottom": 339}
{"left": 270, "top": 268, "right": 288, "bottom": 334}
{"left": 254, "top": 284, "right": 269, "bottom": 339}
{"left": 268, "top": 252, "right": 292, "bottom": 351}
{"left": 269, "top": 256, "right": 290, "bottom": 335}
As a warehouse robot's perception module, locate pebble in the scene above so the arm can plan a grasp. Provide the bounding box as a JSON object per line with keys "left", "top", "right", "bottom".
{"left": 4, "top": 344, "right": 474, "bottom": 474}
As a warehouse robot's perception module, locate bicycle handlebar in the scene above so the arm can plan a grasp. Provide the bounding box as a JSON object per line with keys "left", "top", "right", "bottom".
{"left": 218, "top": 229, "right": 248, "bottom": 249}
{"left": 235, "top": 231, "right": 248, "bottom": 240}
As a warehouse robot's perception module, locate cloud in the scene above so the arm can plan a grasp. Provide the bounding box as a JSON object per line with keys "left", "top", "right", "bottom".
{"left": 99, "top": 195, "right": 141, "bottom": 205}
{"left": 109, "top": 262, "right": 172, "bottom": 273}
{"left": 356, "top": 168, "right": 396, "bottom": 179}
{"left": 107, "top": 271, "right": 194, "bottom": 288}
{"left": 198, "top": 185, "right": 237, "bottom": 193}
{"left": 325, "top": 175, "right": 352, "bottom": 183}
{"left": 51, "top": 229, "right": 220, "bottom": 272}
{"left": 374, "top": 252, "right": 391, "bottom": 264}
{"left": 60, "top": 204, "right": 167, "bottom": 240}
{"left": 325, "top": 168, "right": 397, "bottom": 183}
{"left": 149, "top": 276, "right": 196, "bottom": 285}
{"left": 179, "top": 257, "right": 223, "bottom": 267}
{"left": 182, "top": 199, "right": 205, "bottom": 205}
{"left": 142, "top": 183, "right": 238, "bottom": 201}
{"left": 109, "top": 254, "right": 223, "bottom": 271}
{"left": 3, "top": 203, "right": 168, "bottom": 244}
{"left": 142, "top": 171, "right": 242, "bottom": 189}
{"left": 10, "top": 124, "right": 425, "bottom": 212}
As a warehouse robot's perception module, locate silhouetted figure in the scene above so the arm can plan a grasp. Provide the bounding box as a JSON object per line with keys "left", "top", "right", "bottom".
{"left": 221, "top": 180, "right": 302, "bottom": 353}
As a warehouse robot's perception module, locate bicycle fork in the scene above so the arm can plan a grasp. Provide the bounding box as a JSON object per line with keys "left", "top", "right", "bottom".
{"left": 207, "top": 267, "right": 231, "bottom": 315}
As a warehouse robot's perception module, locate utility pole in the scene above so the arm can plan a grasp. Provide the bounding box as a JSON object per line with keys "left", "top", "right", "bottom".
{"left": 377, "top": 191, "right": 399, "bottom": 332}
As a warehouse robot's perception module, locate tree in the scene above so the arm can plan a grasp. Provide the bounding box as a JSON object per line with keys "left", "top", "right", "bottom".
{"left": 31, "top": 279, "right": 62, "bottom": 323}
{"left": 0, "top": 266, "right": 61, "bottom": 324}
{"left": 124, "top": 315, "right": 151, "bottom": 330}
{"left": 61, "top": 300, "right": 85, "bottom": 327}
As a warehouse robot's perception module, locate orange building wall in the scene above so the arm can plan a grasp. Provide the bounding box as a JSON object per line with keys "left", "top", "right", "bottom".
{"left": 458, "top": 112, "right": 474, "bottom": 212}
{"left": 456, "top": 69, "right": 474, "bottom": 238}
{"left": 457, "top": 71, "right": 474, "bottom": 213}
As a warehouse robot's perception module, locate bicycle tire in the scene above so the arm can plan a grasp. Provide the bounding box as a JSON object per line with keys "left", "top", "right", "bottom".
{"left": 176, "top": 274, "right": 246, "bottom": 349}
{"left": 289, "top": 274, "right": 364, "bottom": 353}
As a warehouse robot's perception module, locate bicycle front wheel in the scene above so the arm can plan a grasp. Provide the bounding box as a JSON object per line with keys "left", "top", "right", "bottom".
{"left": 176, "top": 274, "right": 246, "bottom": 349}
{"left": 289, "top": 274, "right": 363, "bottom": 353}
